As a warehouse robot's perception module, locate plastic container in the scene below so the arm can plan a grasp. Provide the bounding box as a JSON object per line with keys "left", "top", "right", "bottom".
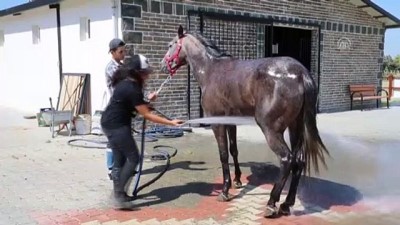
{"left": 90, "top": 110, "right": 103, "bottom": 135}
{"left": 75, "top": 114, "right": 92, "bottom": 135}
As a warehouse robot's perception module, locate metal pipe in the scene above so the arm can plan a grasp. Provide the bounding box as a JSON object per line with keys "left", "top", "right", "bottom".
{"left": 187, "top": 12, "right": 192, "bottom": 121}
{"left": 317, "top": 26, "right": 322, "bottom": 113}
{"left": 49, "top": 3, "right": 62, "bottom": 84}
{"left": 111, "top": 0, "right": 120, "bottom": 38}
{"left": 187, "top": 66, "right": 191, "bottom": 120}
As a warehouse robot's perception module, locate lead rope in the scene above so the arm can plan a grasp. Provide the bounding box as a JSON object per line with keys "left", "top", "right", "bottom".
{"left": 155, "top": 75, "right": 172, "bottom": 95}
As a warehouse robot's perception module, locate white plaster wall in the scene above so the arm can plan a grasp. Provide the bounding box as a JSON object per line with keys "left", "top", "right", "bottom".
{"left": 0, "top": 6, "right": 60, "bottom": 113}
{"left": 0, "top": 0, "right": 118, "bottom": 114}
{"left": 60, "top": 0, "right": 118, "bottom": 112}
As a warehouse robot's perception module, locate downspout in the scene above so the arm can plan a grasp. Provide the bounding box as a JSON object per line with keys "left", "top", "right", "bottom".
{"left": 111, "top": 0, "right": 121, "bottom": 38}
{"left": 49, "top": 3, "right": 62, "bottom": 84}
{"left": 317, "top": 26, "right": 321, "bottom": 113}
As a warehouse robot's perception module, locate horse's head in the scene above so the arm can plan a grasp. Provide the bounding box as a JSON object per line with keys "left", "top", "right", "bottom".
{"left": 160, "top": 25, "right": 188, "bottom": 75}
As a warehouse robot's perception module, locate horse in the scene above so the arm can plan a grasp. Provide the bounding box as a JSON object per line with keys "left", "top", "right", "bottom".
{"left": 160, "top": 25, "right": 329, "bottom": 218}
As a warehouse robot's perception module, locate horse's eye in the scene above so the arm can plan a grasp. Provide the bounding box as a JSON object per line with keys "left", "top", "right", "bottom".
{"left": 169, "top": 44, "right": 172, "bottom": 48}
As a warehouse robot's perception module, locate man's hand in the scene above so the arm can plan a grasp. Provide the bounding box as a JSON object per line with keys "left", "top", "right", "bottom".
{"left": 147, "top": 91, "right": 158, "bottom": 101}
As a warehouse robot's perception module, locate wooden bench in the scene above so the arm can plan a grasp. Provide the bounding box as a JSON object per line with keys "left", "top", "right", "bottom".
{"left": 349, "top": 84, "right": 389, "bottom": 111}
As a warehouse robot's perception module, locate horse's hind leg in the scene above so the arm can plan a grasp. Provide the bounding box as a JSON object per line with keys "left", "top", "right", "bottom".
{"left": 279, "top": 120, "right": 305, "bottom": 216}
{"left": 260, "top": 127, "right": 292, "bottom": 218}
{"left": 212, "top": 125, "right": 233, "bottom": 201}
{"left": 227, "top": 125, "right": 242, "bottom": 188}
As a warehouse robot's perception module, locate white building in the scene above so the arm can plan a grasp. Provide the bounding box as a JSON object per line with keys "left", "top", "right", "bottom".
{"left": 0, "top": 0, "right": 122, "bottom": 114}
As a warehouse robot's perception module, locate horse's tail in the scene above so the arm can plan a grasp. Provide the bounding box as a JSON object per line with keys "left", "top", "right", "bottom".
{"left": 300, "top": 72, "right": 329, "bottom": 175}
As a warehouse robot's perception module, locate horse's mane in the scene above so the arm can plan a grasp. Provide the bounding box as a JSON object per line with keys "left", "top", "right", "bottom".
{"left": 187, "top": 32, "right": 232, "bottom": 58}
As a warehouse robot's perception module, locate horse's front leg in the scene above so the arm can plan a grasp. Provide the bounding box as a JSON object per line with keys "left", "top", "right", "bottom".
{"left": 212, "top": 124, "right": 233, "bottom": 201}
{"left": 227, "top": 125, "right": 242, "bottom": 188}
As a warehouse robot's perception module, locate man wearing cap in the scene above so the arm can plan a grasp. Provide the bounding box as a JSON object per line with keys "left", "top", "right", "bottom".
{"left": 104, "top": 38, "right": 126, "bottom": 180}
{"left": 106, "top": 38, "right": 126, "bottom": 96}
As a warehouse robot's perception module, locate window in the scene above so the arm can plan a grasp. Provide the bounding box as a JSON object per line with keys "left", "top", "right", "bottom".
{"left": 0, "top": 30, "right": 4, "bottom": 47}
{"left": 32, "top": 25, "right": 40, "bottom": 44}
{"left": 80, "top": 17, "right": 91, "bottom": 41}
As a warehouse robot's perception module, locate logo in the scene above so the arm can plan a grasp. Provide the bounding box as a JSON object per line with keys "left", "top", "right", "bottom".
{"left": 337, "top": 37, "right": 352, "bottom": 50}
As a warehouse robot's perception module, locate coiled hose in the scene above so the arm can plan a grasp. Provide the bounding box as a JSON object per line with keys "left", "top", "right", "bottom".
{"left": 132, "top": 119, "right": 178, "bottom": 197}
{"left": 66, "top": 119, "right": 184, "bottom": 198}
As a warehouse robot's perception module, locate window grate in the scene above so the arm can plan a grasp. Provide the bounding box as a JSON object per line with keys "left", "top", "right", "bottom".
{"left": 188, "top": 13, "right": 267, "bottom": 60}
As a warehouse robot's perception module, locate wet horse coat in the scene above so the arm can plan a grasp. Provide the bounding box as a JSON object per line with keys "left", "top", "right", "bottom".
{"left": 161, "top": 26, "right": 329, "bottom": 218}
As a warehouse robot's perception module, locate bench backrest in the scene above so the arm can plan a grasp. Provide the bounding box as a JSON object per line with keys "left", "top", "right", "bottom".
{"left": 349, "top": 84, "right": 376, "bottom": 96}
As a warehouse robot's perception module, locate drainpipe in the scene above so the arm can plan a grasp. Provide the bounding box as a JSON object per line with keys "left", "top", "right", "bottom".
{"left": 49, "top": 3, "right": 63, "bottom": 83}
{"left": 111, "top": 0, "right": 121, "bottom": 38}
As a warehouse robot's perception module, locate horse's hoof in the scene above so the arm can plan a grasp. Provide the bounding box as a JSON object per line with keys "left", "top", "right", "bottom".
{"left": 233, "top": 180, "right": 243, "bottom": 189}
{"left": 264, "top": 205, "right": 279, "bottom": 218}
{"left": 217, "top": 193, "right": 233, "bottom": 202}
{"left": 278, "top": 204, "right": 291, "bottom": 216}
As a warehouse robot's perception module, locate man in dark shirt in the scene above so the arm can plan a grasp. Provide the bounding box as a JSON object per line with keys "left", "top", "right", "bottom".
{"left": 101, "top": 80, "right": 147, "bottom": 129}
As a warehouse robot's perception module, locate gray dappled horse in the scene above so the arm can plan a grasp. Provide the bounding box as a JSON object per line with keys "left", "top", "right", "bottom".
{"left": 160, "top": 25, "right": 329, "bottom": 218}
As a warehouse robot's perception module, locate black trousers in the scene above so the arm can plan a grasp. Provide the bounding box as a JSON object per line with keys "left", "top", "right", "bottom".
{"left": 102, "top": 125, "right": 139, "bottom": 195}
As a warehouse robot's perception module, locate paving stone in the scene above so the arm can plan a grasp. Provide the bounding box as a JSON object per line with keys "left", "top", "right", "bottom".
{"left": 245, "top": 207, "right": 264, "bottom": 215}
{"left": 118, "top": 219, "right": 141, "bottom": 225}
{"left": 137, "top": 218, "right": 159, "bottom": 224}
{"left": 177, "top": 218, "right": 197, "bottom": 225}
{"left": 196, "top": 218, "right": 220, "bottom": 225}
{"left": 241, "top": 212, "right": 261, "bottom": 221}
{"left": 81, "top": 221, "right": 102, "bottom": 225}
{"left": 160, "top": 218, "right": 178, "bottom": 225}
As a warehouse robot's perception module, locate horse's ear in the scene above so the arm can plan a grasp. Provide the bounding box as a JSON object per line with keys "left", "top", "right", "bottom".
{"left": 178, "top": 25, "right": 184, "bottom": 38}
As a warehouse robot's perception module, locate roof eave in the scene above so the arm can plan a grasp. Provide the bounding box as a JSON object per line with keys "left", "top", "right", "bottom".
{"left": 361, "top": 0, "right": 400, "bottom": 28}
{"left": 0, "top": 0, "right": 62, "bottom": 18}
{"left": 386, "top": 24, "right": 400, "bottom": 29}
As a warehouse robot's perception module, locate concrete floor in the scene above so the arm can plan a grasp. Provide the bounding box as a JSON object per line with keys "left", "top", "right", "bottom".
{"left": 0, "top": 105, "right": 399, "bottom": 224}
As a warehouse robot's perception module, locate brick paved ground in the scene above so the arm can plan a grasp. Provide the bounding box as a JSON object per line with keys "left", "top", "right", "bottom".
{"left": 1, "top": 106, "right": 400, "bottom": 225}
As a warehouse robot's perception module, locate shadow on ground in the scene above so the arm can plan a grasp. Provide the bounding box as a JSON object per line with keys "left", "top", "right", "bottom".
{"left": 130, "top": 160, "right": 221, "bottom": 208}
{"left": 128, "top": 160, "right": 362, "bottom": 215}
{"left": 241, "top": 162, "right": 363, "bottom": 215}
{"left": 141, "top": 160, "right": 207, "bottom": 175}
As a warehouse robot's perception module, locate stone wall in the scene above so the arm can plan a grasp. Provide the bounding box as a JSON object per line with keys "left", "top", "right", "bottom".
{"left": 120, "top": 0, "right": 385, "bottom": 116}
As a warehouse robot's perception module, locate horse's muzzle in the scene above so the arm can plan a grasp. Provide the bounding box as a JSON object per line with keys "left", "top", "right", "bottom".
{"left": 160, "top": 61, "right": 179, "bottom": 74}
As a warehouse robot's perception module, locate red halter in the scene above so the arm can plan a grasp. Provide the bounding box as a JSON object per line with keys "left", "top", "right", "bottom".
{"left": 163, "top": 37, "right": 184, "bottom": 76}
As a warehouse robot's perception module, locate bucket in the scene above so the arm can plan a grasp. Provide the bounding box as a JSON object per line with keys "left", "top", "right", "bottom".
{"left": 75, "top": 114, "right": 92, "bottom": 135}
{"left": 36, "top": 108, "right": 52, "bottom": 127}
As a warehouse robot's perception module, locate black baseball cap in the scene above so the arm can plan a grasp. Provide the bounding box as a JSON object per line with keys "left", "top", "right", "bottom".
{"left": 109, "top": 38, "right": 126, "bottom": 52}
